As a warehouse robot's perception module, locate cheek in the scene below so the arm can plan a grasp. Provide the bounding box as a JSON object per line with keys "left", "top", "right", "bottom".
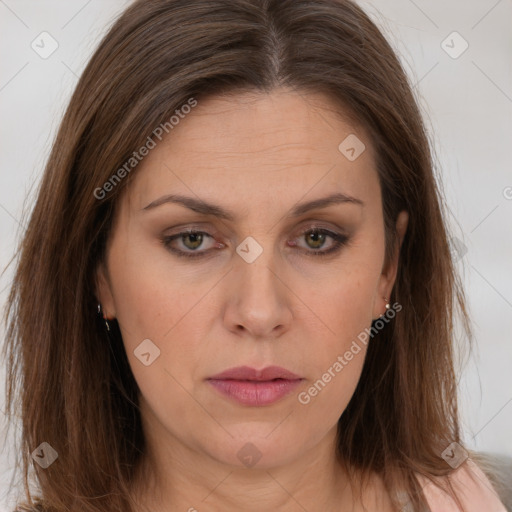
{"left": 294, "top": 279, "right": 375, "bottom": 428}
{"left": 292, "top": 241, "right": 383, "bottom": 412}
{"left": 107, "top": 238, "right": 214, "bottom": 393}
{"left": 298, "top": 347, "right": 366, "bottom": 423}
{"left": 297, "top": 254, "right": 382, "bottom": 342}
{"left": 107, "top": 234, "right": 204, "bottom": 339}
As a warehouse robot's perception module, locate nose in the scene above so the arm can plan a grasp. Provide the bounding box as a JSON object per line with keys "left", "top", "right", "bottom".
{"left": 223, "top": 244, "right": 293, "bottom": 339}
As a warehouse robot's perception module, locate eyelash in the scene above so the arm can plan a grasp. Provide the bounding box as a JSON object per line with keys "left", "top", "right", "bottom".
{"left": 161, "top": 226, "right": 349, "bottom": 259}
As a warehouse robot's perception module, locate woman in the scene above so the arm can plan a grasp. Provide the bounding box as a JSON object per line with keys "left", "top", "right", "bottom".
{"left": 3, "top": 0, "right": 507, "bottom": 510}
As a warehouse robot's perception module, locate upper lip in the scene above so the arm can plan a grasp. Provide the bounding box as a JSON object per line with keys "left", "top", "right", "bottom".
{"left": 208, "top": 365, "right": 302, "bottom": 381}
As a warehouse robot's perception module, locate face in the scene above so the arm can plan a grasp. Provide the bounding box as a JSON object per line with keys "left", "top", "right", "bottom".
{"left": 96, "top": 88, "right": 408, "bottom": 472}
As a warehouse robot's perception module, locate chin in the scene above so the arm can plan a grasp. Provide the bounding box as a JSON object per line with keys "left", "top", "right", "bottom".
{"left": 204, "top": 429, "right": 303, "bottom": 470}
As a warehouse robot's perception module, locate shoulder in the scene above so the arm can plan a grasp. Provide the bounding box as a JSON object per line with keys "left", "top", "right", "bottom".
{"left": 417, "top": 458, "right": 508, "bottom": 512}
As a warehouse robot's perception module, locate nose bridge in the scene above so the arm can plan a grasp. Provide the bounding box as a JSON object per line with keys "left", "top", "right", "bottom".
{"left": 226, "top": 234, "right": 292, "bottom": 335}
{"left": 235, "top": 234, "right": 282, "bottom": 301}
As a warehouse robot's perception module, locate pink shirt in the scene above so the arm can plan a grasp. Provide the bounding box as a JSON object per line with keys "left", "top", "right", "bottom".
{"left": 418, "top": 459, "right": 507, "bottom": 512}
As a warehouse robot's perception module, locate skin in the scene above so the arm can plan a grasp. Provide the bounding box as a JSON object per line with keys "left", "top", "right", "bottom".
{"left": 96, "top": 87, "right": 408, "bottom": 512}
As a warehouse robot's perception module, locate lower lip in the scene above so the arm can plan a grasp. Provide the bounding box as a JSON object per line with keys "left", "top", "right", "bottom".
{"left": 207, "top": 379, "right": 303, "bottom": 406}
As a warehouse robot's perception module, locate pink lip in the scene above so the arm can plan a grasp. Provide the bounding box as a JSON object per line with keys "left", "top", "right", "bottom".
{"left": 209, "top": 365, "right": 302, "bottom": 381}
{"left": 207, "top": 366, "right": 303, "bottom": 406}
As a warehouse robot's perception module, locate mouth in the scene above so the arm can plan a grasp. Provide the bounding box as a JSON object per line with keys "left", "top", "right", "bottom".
{"left": 207, "top": 366, "right": 304, "bottom": 407}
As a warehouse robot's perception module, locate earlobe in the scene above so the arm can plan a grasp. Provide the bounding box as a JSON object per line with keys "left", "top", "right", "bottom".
{"left": 94, "top": 261, "right": 116, "bottom": 319}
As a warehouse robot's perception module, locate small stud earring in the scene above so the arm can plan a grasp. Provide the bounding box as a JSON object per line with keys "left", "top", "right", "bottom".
{"left": 97, "top": 303, "right": 111, "bottom": 332}
{"left": 381, "top": 297, "right": 391, "bottom": 317}
{"left": 379, "top": 297, "right": 391, "bottom": 318}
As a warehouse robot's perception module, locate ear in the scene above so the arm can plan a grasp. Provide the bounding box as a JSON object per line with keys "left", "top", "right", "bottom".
{"left": 95, "top": 261, "right": 116, "bottom": 319}
{"left": 372, "top": 210, "right": 409, "bottom": 320}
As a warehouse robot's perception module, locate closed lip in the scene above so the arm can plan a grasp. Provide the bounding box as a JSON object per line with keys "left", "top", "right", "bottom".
{"left": 207, "top": 365, "right": 302, "bottom": 381}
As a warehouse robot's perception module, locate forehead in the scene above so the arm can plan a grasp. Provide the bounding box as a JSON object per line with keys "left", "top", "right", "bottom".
{"left": 157, "top": 88, "right": 370, "bottom": 161}
{"left": 123, "top": 88, "right": 379, "bottom": 215}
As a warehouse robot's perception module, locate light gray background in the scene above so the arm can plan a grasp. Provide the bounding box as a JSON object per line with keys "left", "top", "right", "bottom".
{"left": 1, "top": 0, "right": 511, "bottom": 509}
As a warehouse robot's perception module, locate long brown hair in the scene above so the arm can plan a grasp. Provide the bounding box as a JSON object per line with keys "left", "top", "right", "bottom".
{"left": 3, "top": 0, "right": 474, "bottom": 510}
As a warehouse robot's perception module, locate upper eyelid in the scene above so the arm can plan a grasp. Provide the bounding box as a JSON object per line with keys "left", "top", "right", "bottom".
{"left": 164, "top": 221, "right": 346, "bottom": 236}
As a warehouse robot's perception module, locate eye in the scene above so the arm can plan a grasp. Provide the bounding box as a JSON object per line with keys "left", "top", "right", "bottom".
{"left": 161, "top": 226, "right": 349, "bottom": 259}
{"left": 162, "top": 229, "right": 222, "bottom": 258}
{"left": 289, "top": 227, "right": 349, "bottom": 257}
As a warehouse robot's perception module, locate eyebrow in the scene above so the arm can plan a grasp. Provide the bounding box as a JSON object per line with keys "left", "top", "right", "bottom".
{"left": 142, "top": 192, "right": 363, "bottom": 220}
